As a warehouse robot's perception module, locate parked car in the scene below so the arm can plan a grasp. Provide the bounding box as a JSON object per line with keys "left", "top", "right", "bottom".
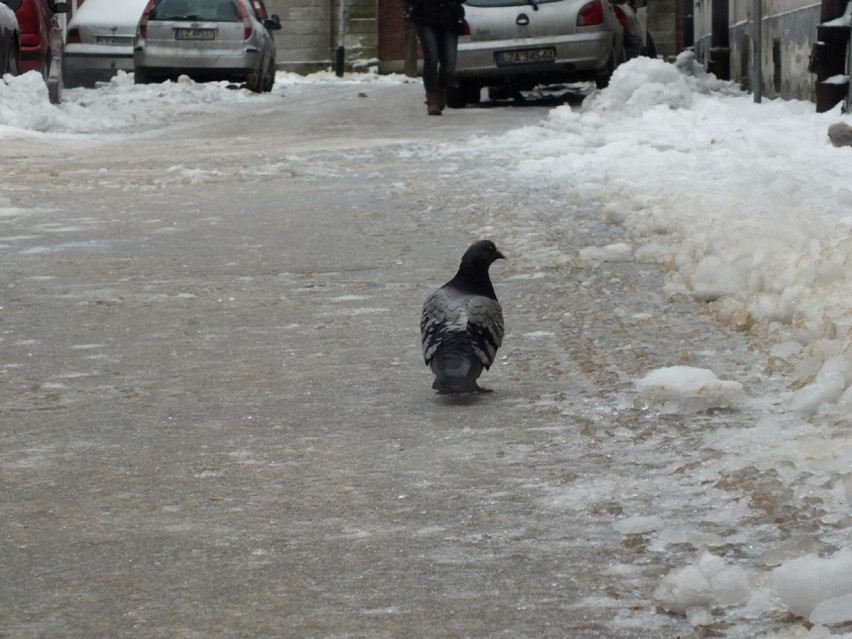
{"left": 612, "top": 0, "right": 654, "bottom": 60}
{"left": 133, "top": 0, "right": 282, "bottom": 93}
{"left": 0, "top": 0, "right": 67, "bottom": 102}
{"left": 63, "top": 0, "right": 149, "bottom": 88}
{"left": 448, "top": 0, "right": 625, "bottom": 108}
{"left": 0, "top": 1, "right": 19, "bottom": 75}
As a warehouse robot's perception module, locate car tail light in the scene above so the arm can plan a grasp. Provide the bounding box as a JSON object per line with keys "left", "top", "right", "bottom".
{"left": 577, "top": 0, "right": 605, "bottom": 26}
{"left": 460, "top": 20, "right": 470, "bottom": 37}
{"left": 138, "top": 0, "right": 156, "bottom": 39}
{"left": 236, "top": 1, "right": 254, "bottom": 39}
{"left": 20, "top": 33, "right": 40, "bottom": 47}
{"left": 66, "top": 27, "right": 82, "bottom": 45}
{"left": 612, "top": 4, "right": 629, "bottom": 30}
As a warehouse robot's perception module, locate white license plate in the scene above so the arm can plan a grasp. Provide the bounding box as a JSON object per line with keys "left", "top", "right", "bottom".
{"left": 495, "top": 47, "right": 556, "bottom": 65}
{"left": 174, "top": 28, "right": 216, "bottom": 40}
{"left": 94, "top": 36, "right": 133, "bottom": 46}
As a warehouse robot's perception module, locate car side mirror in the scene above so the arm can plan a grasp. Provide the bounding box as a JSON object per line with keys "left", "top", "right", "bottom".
{"left": 264, "top": 14, "right": 282, "bottom": 30}
{"left": 47, "top": 0, "right": 69, "bottom": 12}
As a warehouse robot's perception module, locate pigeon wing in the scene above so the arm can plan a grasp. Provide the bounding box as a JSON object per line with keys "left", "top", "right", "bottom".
{"left": 421, "top": 288, "right": 457, "bottom": 364}
{"left": 467, "top": 296, "right": 503, "bottom": 369}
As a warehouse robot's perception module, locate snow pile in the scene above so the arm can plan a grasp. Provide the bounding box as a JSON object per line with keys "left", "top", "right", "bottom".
{"left": 636, "top": 366, "right": 744, "bottom": 412}
{"left": 653, "top": 552, "right": 750, "bottom": 616}
{"left": 0, "top": 68, "right": 411, "bottom": 136}
{"left": 772, "top": 548, "right": 852, "bottom": 624}
{"left": 485, "top": 53, "right": 852, "bottom": 418}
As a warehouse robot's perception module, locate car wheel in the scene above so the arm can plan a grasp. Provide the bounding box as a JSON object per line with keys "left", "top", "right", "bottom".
{"left": 134, "top": 68, "right": 152, "bottom": 84}
{"left": 4, "top": 40, "right": 20, "bottom": 76}
{"left": 642, "top": 32, "right": 657, "bottom": 58}
{"left": 261, "top": 58, "right": 275, "bottom": 92}
{"left": 246, "top": 65, "right": 263, "bottom": 93}
{"left": 595, "top": 54, "right": 615, "bottom": 89}
{"left": 446, "top": 80, "right": 478, "bottom": 109}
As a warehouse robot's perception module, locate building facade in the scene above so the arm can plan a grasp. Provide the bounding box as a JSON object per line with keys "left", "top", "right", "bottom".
{"left": 693, "top": 0, "right": 850, "bottom": 104}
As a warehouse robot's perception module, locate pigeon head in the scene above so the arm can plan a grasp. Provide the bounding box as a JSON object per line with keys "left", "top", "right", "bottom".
{"left": 448, "top": 240, "right": 504, "bottom": 299}
{"left": 460, "top": 240, "right": 505, "bottom": 269}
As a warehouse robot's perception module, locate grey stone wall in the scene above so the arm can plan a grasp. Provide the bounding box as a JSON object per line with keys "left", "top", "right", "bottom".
{"left": 265, "top": 0, "right": 378, "bottom": 73}
{"left": 647, "top": 0, "right": 679, "bottom": 58}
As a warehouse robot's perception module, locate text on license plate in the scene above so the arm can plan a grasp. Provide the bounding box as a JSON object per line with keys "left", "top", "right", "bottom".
{"left": 495, "top": 47, "right": 556, "bottom": 65}
{"left": 174, "top": 28, "right": 216, "bottom": 40}
{"left": 95, "top": 36, "right": 133, "bottom": 46}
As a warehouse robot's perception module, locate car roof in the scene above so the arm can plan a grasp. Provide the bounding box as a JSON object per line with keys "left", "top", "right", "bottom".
{"left": 68, "top": 0, "right": 150, "bottom": 28}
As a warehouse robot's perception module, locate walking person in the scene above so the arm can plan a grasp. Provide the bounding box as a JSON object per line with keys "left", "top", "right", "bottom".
{"left": 407, "top": 0, "right": 465, "bottom": 115}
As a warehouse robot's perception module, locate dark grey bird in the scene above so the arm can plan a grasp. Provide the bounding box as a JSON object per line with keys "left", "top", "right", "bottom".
{"left": 420, "top": 240, "right": 505, "bottom": 393}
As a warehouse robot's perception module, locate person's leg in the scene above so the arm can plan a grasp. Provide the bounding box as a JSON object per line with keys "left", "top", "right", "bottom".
{"left": 435, "top": 29, "right": 458, "bottom": 110}
{"left": 436, "top": 29, "right": 458, "bottom": 90}
{"left": 416, "top": 25, "right": 440, "bottom": 94}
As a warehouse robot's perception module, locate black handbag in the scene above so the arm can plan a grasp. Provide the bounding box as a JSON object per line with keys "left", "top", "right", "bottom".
{"left": 440, "top": 1, "right": 465, "bottom": 33}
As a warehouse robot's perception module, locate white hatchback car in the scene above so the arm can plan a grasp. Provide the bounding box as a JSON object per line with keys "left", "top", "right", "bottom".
{"left": 63, "top": 0, "right": 149, "bottom": 87}
{"left": 449, "top": 0, "right": 625, "bottom": 108}
{"left": 133, "top": 0, "right": 281, "bottom": 92}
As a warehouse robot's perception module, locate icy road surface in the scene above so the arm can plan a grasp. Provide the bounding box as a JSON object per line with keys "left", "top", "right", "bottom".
{"left": 1, "top": 66, "right": 851, "bottom": 638}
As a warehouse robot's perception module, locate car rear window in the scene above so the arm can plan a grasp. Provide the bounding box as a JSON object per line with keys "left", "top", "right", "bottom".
{"left": 151, "top": 0, "right": 241, "bottom": 21}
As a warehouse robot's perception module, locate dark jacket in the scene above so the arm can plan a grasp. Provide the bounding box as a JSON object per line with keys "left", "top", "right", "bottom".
{"left": 409, "top": 0, "right": 464, "bottom": 30}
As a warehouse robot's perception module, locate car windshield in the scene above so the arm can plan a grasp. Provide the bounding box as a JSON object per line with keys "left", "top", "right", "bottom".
{"left": 464, "top": 0, "right": 560, "bottom": 6}
{"left": 151, "top": 0, "right": 241, "bottom": 21}
{"left": 0, "top": 0, "right": 23, "bottom": 11}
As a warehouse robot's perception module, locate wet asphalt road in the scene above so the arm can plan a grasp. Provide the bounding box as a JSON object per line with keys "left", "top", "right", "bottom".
{"left": 0, "top": 80, "right": 765, "bottom": 638}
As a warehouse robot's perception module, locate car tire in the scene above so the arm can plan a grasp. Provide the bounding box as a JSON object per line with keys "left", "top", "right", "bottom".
{"left": 246, "top": 64, "right": 263, "bottom": 93}
{"left": 134, "top": 68, "right": 152, "bottom": 84}
{"left": 4, "top": 40, "right": 20, "bottom": 76}
{"left": 446, "top": 80, "right": 478, "bottom": 109}
{"left": 642, "top": 32, "right": 657, "bottom": 58}
{"left": 261, "top": 58, "right": 275, "bottom": 92}
{"left": 595, "top": 54, "right": 615, "bottom": 89}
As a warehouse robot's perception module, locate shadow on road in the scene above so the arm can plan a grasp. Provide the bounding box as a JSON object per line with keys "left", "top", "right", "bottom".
{"left": 465, "top": 83, "right": 591, "bottom": 109}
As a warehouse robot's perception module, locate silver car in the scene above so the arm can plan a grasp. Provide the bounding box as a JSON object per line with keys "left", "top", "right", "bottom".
{"left": 133, "top": 0, "right": 281, "bottom": 92}
{"left": 63, "top": 0, "right": 149, "bottom": 87}
{"left": 0, "top": 1, "right": 19, "bottom": 75}
{"left": 449, "top": 0, "right": 625, "bottom": 108}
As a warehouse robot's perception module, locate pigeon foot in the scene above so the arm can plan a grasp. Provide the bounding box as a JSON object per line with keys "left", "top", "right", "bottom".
{"left": 475, "top": 384, "right": 494, "bottom": 393}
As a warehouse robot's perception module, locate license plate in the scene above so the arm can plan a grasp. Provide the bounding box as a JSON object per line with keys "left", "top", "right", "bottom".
{"left": 495, "top": 47, "right": 556, "bottom": 65}
{"left": 94, "top": 36, "right": 133, "bottom": 46}
{"left": 174, "top": 28, "right": 216, "bottom": 40}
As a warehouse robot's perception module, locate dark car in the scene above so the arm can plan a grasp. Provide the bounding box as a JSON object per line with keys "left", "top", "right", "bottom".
{"left": 0, "top": 1, "right": 19, "bottom": 75}
{"left": 0, "top": 0, "right": 68, "bottom": 102}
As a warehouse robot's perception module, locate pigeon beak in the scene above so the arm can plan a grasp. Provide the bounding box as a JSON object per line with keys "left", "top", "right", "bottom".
{"left": 496, "top": 251, "right": 506, "bottom": 260}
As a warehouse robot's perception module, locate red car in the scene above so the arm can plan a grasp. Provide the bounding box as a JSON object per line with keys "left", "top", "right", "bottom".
{"left": 0, "top": 0, "right": 67, "bottom": 102}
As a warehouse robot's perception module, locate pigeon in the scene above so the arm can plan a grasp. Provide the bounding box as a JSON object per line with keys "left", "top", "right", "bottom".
{"left": 420, "top": 240, "right": 505, "bottom": 393}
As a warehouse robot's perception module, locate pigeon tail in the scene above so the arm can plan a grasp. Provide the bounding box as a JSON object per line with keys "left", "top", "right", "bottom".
{"left": 429, "top": 335, "right": 484, "bottom": 393}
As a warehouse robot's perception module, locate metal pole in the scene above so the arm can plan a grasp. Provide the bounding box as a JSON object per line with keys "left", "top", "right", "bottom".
{"left": 335, "top": 0, "right": 346, "bottom": 77}
{"left": 752, "top": 0, "right": 762, "bottom": 102}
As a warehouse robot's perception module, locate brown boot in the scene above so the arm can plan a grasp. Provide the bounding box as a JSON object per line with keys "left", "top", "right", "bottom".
{"left": 426, "top": 91, "right": 442, "bottom": 116}
{"left": 437, "top": 87, "right": 447, "bottom": 111}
